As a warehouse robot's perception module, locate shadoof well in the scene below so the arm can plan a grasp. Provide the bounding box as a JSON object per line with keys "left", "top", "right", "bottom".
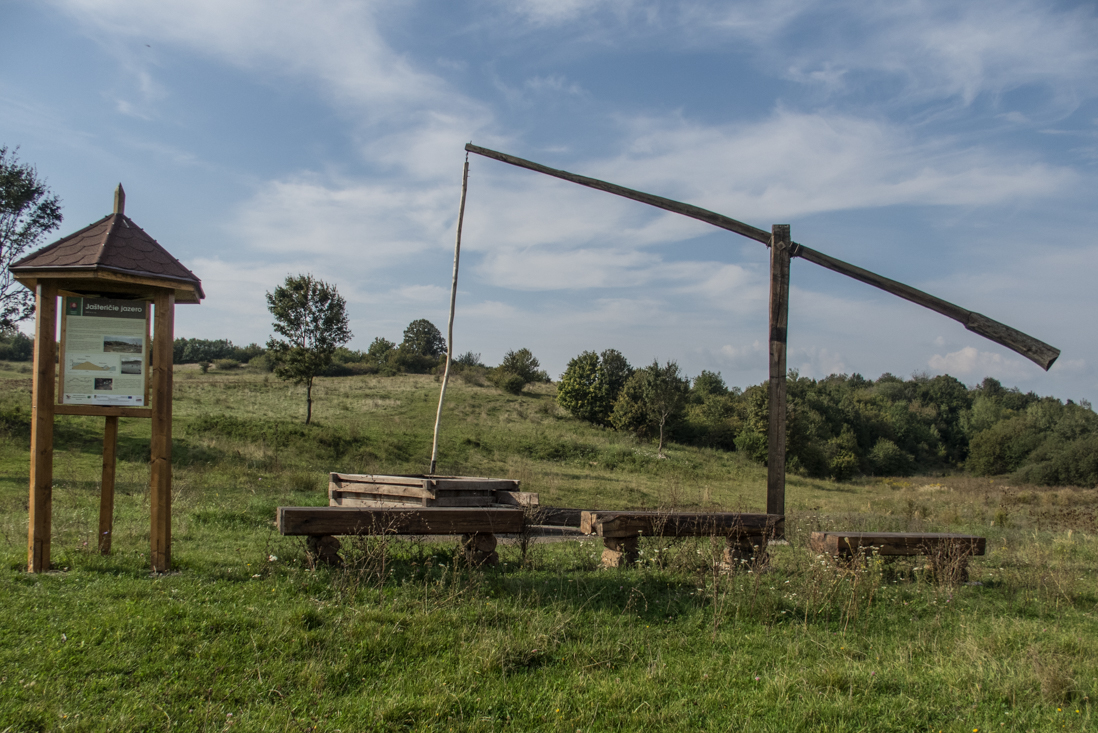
{"left": 11, "top": 185, "right": 203, "bottom": 573}
{"left": 283, "top": 146, "right": 1056, "bottom": 571}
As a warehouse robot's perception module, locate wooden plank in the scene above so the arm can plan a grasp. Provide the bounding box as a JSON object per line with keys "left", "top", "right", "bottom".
{"left": 332, "top": 496, "right": 426, "bottom": 508}
{"left": 54, "top": 404, "right": 153, "bottom": 419}
{"left": 430, "top": 479, "right": 520, "bottom": 492}
{"left": 582, "top": 511, "right": 782, "bottom": 539}
{"left": 332, "top": 473, "right": 429, "bottom": 488}
{"left": 810, "top": 531, "right": 986, "bottom": 556}
{"left": 466, "top": 144, "right": 772, "bottom": 245}
{"left": 27, "top": 282, "right": 57, "bottom": 573}
{"left": 495, "top": 491, "right": 540, "bottom": 507}
{"left": 149, "top": 291, "right": 174, "bottom": 573}
{"left": 98, "top": 416, "right": 118, "bottom": 554}
{"left": 432, "top": 496, "right": 498, "bottom": 507}
{"left": 768, "top": 224, "right": 790, "bottom": 519}
{"left": 535, "top": 507, "right": 585, "bottom": 527}
{"left": 277, "top": 507, "right": 525, "bottom": 536}
{"left": 332, "top": 483, "right": 435, "bottom": 500}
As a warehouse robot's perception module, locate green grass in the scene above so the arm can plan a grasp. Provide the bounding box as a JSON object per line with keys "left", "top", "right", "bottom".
{"left": 0, "top": 367, "right": 1095, "bottom": 731}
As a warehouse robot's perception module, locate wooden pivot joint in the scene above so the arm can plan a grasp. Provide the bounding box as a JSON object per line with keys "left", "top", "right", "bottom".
{"left": 462, "top": 532, "right": 499, "bottom": 566}
{"left": 600, "top": 536, "right": 639, "bottom": 568}
{"left": 306, "top": 535, "right": 343, "bottom": 568}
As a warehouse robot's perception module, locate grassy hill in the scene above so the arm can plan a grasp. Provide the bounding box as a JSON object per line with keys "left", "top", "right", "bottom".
{"left": 0, "top": 366, "right": 1094, "bottom": 731}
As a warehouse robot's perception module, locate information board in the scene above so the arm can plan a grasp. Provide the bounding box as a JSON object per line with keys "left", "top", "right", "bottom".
{"left": 60, "top": 297, "right": 150, "bottom": 406}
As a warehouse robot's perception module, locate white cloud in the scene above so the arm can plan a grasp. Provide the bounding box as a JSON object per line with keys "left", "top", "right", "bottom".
{"left": 596, "top": 110, "right": 1075, "bottom": 219}
{"left": 928, "top": 346, "right": 1030, "bottom": 381}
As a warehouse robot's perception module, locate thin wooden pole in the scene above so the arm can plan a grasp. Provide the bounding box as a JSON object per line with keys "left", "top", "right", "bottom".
{"left": 767, "top": 225, "right": 791, "bottom": 519}
{"left": 150, "top": 291, "right": 174, "bottom": 572}
{"left": 98, "top": 416, "right": 119, "bottom": 554}
{"left": 429, "top": 155, "right": 470, "bottom": 476}
{"left": 28, "top": 281, "right": 58, "bottom": 573}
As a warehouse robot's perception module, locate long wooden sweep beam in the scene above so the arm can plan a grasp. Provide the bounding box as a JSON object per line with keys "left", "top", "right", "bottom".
{"left": 466, "top": 143, "right": 1060, "bottom": 370}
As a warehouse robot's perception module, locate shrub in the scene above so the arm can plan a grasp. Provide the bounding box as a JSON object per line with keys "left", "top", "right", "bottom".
{"left": 213, "top": 358, "right": 240, "bottom": 371}
{"left": 869, "top": 438, "right": 914, "bottom": 476}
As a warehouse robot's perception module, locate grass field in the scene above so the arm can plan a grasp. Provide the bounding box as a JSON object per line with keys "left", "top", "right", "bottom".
{"left": 0, "top": 365, "right": 1095, "bottom": 732}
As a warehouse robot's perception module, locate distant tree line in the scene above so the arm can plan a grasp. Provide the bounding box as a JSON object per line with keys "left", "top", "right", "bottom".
{"left": 557, "top": 349, "right": 1098, "bottom": 488}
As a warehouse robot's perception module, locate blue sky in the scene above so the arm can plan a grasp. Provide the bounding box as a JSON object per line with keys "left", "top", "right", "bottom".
{"left": 3, "top": 0, "right": 1096, "bottom": 400}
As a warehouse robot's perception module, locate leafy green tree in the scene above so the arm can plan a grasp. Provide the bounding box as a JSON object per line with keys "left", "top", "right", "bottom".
{"left": 266, "top": 274, "right": 352, "bottom": 424}
{"left": 491, "top": 348, "right": 546, "bottom": 394}
{"left": 401, "top": 319, "right": 445, "bottom": 357}
{"left": 610, "top": 360, "right": 690, "bottom": 457}
{"left": 1, "top": 146, "right": 62, "bottom": 330}
{"left": 557, "top": 348, "right": 634, "bottom": 425}
{"left": 557, "top": 351, "right": 601, "bottom": 421}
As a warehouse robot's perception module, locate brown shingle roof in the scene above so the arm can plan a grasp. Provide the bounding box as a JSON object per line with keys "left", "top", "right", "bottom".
{"left": 11, "top": 213, "right": 204, "bottom": 299}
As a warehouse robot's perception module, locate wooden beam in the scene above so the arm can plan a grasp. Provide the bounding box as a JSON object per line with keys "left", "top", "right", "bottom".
{"left": 580, "top": 511, "right": 782, "bottom": 539}
{"left": 809, "top": 531, "right": 986, "bottom": 557}
{"left": 277, "top": 507, "right": 525, "bottom": 536}
{"left": 54, "top": 404, "right": 152, "bottom": 419}
{"left": 149, "top": 291, "right": 174, "bottom": 572}
{"left": 98, "top": 416, "right": 118, "bottom": 554}
{"left": 465, "top": 143, "right": 1059, "bottom": 370}
{"left": 767, "top": 225, "right": 790, "bottom": 519}
{"left": 794, "top": 245, "right": 1059, "bottom": 370}
{"left": 27, "top": 282, "right": 57, "bottom": 573}
{"left": 466, "top": 144, "right": 772, "bottom": 245}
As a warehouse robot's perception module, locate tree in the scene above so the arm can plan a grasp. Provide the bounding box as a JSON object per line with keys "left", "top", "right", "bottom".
{"left": 266, "top": 274, "right": 352, "bottom": 424}
{"left": 401, "top": 318, "right": 445, "bottom": 357}
{"left": 1, "top": 147, "right": 62, "bottom": 330}
{"left": 610, "top": 360, "right": 690, "bottom": 458}
{"left": 557, "top": 348, "right": 634, "bottom": 425}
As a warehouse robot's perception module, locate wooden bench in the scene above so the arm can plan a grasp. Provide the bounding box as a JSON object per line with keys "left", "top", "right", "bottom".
{"left": 809, "top": 531, "right": 986, "bottom": 582}
{"left": 580, "top": 511, "right": 784, "bottom": 568}
{"left": 277, "top": 506, "right": 525, "bottom": 566}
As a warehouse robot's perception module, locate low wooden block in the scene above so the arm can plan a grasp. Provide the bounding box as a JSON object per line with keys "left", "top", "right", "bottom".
{"left": 462, "top": 532, "right": 499, "bottom": 566}
{"left": 600, "top": 536, "right": 639, "bottom": 568}
{"left": 278, "top": 507, "right": 525, "bottom": 536}
{"left": 306, "top": 535, "right": 343, "bottom": 567}
{"left": 809, "top": 531, "right": 986, "bottom": 557}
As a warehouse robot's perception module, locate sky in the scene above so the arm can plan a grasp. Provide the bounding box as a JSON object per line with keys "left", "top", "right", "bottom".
{"left": 2, "top": 0, "right": 1097, "bottom": 401}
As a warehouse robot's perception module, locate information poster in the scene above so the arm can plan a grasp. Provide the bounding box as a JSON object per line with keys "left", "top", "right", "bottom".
{"left": 60, "top": 297, "right": 149, "bottom": 406}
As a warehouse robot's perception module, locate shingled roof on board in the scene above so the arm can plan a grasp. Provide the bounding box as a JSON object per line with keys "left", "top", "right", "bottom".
{"left": 10, "top": 200, "right": 204, "bottom": 301}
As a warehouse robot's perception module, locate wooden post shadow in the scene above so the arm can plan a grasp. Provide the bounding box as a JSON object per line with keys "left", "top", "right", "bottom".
{"left": 11, "top": 185, "right": 203, "bottom": 573}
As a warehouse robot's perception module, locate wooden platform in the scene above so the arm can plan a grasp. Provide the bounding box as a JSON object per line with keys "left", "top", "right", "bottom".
{"left": 328, "top": 473, "right": 534, "bottom": 508}
{"left": 580, "top": 511, "right": 783, "bottom": 568}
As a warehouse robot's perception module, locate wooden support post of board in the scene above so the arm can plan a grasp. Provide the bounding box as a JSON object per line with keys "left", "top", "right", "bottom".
{"left": 150, "top": 291, "right": 174, "bottom": 572}
{"left": 462, "top": 532, "right": 499, "bottom": 566}
{"left": 27, "top": 282, "right": 58, "bottom": 573}
{"left": 767, "top": 225, "right": 790, "bottom": 519}
{"left": 98, "top": 416, "right": 119, "bottom": 554}
{"left": 601, "top": 536, "right": 639, "bottom": 568}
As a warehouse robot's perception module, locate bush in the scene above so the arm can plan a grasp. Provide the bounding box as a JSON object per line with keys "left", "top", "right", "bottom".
{"left": 492, "top": 371, "right": 527, "bottom": 395}
{"left": 213, "top": 358, "right": 240, "bottom": 371}
{"left": 248, "top": 354, "right": 273, "bottom": 372}
{"left": 869, "top": 438, "right": 915, "bottom": 476}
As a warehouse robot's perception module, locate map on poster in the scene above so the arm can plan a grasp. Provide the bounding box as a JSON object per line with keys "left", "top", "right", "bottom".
{"left": 61, "top": 297, "right": 149, "bottom": 406}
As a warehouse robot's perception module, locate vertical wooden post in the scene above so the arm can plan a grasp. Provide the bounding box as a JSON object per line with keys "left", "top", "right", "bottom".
{"left": 28, "top": 282, "right": 58, "bottom": 573}
{"left": 150, "top": 291, "right": 174, "bottom": 572}
{"left": 767, "top": 225, "right": 791, "bottom": 518}
{"left": 98, "top": 416, "right": 119, "bottom": 554}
